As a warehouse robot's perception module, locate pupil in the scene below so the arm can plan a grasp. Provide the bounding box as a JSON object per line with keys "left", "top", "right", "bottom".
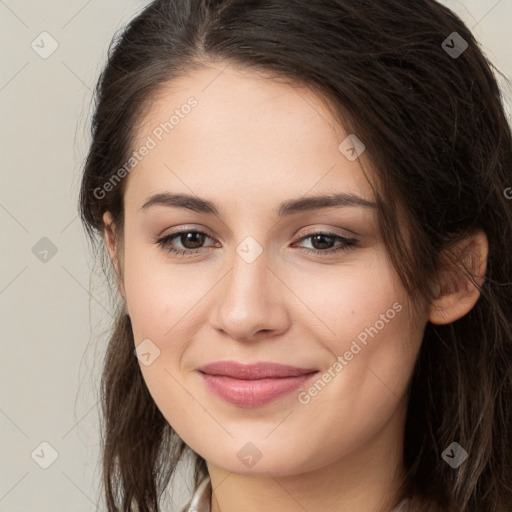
{"left": 182, "top": 232, "right": 204, "bottom": 249}
{"left": 312, "top": 234, "right": 333, "bottom": 250}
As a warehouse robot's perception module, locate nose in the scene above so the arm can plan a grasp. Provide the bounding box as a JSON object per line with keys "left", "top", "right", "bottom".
{"left": 211, "top": 248, "right": 290, "bottom": 342}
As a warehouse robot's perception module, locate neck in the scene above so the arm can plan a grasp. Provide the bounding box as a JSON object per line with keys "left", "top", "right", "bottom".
{"left": 208, "top": 400, "right": 408, "bottom": 512}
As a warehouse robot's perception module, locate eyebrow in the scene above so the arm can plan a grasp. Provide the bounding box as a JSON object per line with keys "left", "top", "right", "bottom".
{"left": 140, "top": 192, "right": 377, "bottom": 216}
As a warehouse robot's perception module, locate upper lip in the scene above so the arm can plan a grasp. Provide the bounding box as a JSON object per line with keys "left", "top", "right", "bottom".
{"left": 197, "top": 361, "right": 318, "bottom": 380}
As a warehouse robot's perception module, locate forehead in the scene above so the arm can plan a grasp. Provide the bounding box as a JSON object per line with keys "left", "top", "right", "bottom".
{"left": 126, "top": 63, "right": 375, "bottom": 211}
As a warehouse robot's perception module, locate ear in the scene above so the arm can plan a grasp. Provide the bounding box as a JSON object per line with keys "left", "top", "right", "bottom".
{"left": 429, "top": 229, "right": 488, "bottom": 325}
{"left": 103, "top": 211, "right": 127, "bottom": 301}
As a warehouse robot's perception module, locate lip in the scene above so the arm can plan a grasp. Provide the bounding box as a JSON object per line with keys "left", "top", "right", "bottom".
{"left": 197, "top": 361, "right": 319, "bottom": 407}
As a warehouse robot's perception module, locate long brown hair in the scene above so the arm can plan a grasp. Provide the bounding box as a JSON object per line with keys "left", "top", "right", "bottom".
{"left": 79, "top": 1, "right": 512, "bottom": 510}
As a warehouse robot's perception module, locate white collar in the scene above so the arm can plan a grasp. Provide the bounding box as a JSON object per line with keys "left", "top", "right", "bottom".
{"left": 181, "top": 475, "right": 410, "bottom": 512}
{"left": 182, "top": 475, "right": 211, "bottom": 512}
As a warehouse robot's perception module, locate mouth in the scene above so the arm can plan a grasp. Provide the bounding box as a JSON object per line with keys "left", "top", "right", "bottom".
{"left": 196, "top": 361, "right": 319, "bottom": 407}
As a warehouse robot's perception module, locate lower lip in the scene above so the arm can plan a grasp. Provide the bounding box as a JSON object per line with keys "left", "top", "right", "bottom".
{"left": 198, "top": 372, "right": 318, "bottom": 407}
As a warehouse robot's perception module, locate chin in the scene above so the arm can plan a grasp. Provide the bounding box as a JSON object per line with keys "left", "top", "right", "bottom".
{"left": 202, "top": 440, "right": 322, "bottom": 477}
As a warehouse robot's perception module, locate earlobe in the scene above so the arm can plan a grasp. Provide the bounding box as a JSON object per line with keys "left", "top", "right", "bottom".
{"left": 428, "top": 229, "right": 488, "bottom": 325}
{"left": 102, "top": 211, "right": 127, "bottom": 301}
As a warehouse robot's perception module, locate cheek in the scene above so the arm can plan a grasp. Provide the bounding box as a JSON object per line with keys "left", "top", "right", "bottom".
{"left": 286, "top": 249, "right": 420, "bottom": 431}
{"left": 286, "top": 246, "right": 405, "bottom": 351}
{"left": 122, "top": 241, "right": 219, "bottom": 428}
{"left": 295, "top": 307, "right": 421, "bottom": 474}
{"left": 122, "top": 243, "right": 209, "bottom": 435}
{"left": 122, "top": 235, "right": 206, "bottom": 342}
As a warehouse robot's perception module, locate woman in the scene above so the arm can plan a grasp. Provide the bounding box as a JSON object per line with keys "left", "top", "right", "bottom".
{"left": 79, "top": 1, "right": 512, "bottom": 511}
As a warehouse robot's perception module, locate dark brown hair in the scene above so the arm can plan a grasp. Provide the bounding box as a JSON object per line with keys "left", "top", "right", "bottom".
{"left": 79, "top": 1, "right": 512, "bottom": 510}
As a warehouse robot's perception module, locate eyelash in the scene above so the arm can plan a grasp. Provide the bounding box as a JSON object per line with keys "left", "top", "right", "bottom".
{"left": 154, "top": 229, "right": 358, "bottom": 257}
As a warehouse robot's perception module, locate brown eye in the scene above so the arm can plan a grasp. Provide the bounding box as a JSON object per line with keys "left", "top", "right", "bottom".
{"left": 155, "top": 229, "right": 217, "bottom": 256}
{"left": 294, "top": 232, "right": 358, "bottom": 255}
{"left": 177, "top": 231, "right": 207, "bottom": 250}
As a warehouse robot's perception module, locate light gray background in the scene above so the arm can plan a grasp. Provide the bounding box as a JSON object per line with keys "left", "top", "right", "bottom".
{"left": 1, "top": 1, "right": 511, "bottom": 511}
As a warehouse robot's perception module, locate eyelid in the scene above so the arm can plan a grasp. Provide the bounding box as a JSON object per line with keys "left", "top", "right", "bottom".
{"left": 293, "top": 226, "right": 356, "bottom": 241}
{"left": 160, "top": 224, "right": 217, "bottom": 239}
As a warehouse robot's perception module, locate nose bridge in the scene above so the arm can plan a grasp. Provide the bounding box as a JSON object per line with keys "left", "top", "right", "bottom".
{"left": 213, "top": 239, "right": 285, "bottom": 340}
{"left": 225, "top": 245, "right": 271, "bottom": 313}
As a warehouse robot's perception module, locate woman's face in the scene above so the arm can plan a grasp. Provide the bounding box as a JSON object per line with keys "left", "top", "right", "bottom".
{"left": 107, "top": 63, "right": 428, "bottom": 476}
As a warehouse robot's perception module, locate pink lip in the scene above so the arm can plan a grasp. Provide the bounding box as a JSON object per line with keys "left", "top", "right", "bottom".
{"left": 197, "top": 361, "right": 318, "bottom": 407}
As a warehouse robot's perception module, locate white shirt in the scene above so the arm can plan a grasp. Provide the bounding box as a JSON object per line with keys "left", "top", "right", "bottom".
{"left": 180, "top": 475, "right": 410, "bottom": 512}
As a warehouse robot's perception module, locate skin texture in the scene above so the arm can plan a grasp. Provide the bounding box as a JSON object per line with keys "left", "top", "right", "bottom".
{"left": 103, "top": 63, "right": 488, "bottom": 512}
